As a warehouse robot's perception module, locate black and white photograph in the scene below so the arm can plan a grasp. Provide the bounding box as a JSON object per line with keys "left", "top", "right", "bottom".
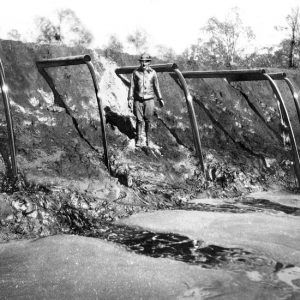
{"left": 0, "top": 0, "right": 300, "bottom": 298}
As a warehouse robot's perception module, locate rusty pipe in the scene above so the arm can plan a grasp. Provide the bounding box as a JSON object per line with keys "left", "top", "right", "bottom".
{"left": 86, "top": 61, "right": 110, "bottom": 172}
{"left": 0, "top": 59, "right": 18, "bottom": 178}
{"left": 36, "top": 55, "right": 110, "bottom": 172}
{"left": 263, "top": 73, "right": 300, "bottom": 187}
{"left": 36, "top": 55, "right": 91, "bottom": 69}
{"left": 283, "top": 77, "right": 300, "bottom": 127}
{"left": 182, "top": 69, "right": 266, "bottom": 79}
{"left": 115, "top": 63, "right": 177, "bottom": 75}
{"left": 115, "top": 63, "right": 177, "bottom": 90}
{"left": 267, "top": 73, "right": 287, "bottom": 81}
{"left": 181, "top": 70, "right": 287, "bottom": 82}
{"left": 172, "top": 66, "right": 205, "bottom": 172}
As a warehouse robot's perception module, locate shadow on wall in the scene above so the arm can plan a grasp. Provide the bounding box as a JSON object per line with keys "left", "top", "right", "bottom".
{"left": 0, "top": 136, "right": 13, "bottom": 178}
{"left": 104, "top": 107, "right": 136, "bottom": 139}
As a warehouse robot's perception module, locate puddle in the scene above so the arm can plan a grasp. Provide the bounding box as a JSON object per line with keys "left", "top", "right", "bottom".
{"left": 182, "top": 198, "right": 300, "bottom": 216}
{"left": 77, "top": 222, "right": 300, "bottom": 295}
{"left": 84, "top": 223, "right": 289, "bottom": 273}
{"left": 183, "top": 202, "right": 256, "bottom": 214}
{"left": 241, "top": 198, "right": 300, "bottom": 216}
{"left": 73, "top": 197, "right": 300, "bottom": 296}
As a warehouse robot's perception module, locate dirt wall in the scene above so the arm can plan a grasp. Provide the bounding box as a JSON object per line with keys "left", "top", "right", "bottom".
{"left": 0, "top": 39, "right": 299, "bottom": 196}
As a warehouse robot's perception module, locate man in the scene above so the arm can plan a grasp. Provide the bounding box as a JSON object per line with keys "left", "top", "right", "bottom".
{"left": 128, "top": 53, "right": 164, "bottom": 147}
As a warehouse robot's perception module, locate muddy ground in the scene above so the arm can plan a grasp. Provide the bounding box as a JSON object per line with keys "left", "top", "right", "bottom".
{"left": 0, "top": 191, "right": 299, "bottom": 299}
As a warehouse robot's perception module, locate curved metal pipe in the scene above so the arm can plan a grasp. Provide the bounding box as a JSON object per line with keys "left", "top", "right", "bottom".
{"left": 283, "top": 77, "right": 300, "bottom": 126}
{"left": 115, "top": 63, "right": 177, "bottom": 75}
{"left": 86, "top": 61, "right": 110, "bottom": 172}
{"left": 182, "top": 70, "right": 287, "bottom": 82}
{"left": 36, "top": 55, "right": 91, "bottom": 68}
{"left": 0, "top": 59, "right": 18, "bottom": 178}
{"left": 172, "top": 66, "right": 205, "bottom": 172}
{"left": 37, "top": 55, "right": 110, "bottom": 173}
{"left": 182, "top": 69, "right": 266, "bottom": 79}
{"left": 263, "top": 73, "right": 300, "bottom": 187}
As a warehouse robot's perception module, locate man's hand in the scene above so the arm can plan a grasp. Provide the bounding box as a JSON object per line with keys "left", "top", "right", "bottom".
{"left": 158, "top": 99, "right": 164, "bottom": 108}
{"left": 128, "top": 99, "right": 133, "bottom": 111}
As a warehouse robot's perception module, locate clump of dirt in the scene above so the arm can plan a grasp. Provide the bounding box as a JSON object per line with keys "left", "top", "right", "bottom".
{"left": 0, "top": 178, "right": 138, "bottom": 241}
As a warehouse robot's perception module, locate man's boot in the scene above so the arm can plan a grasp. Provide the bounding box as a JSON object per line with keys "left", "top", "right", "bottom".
{"left": 136, "top": 122, "right": 143, "bottom": 147}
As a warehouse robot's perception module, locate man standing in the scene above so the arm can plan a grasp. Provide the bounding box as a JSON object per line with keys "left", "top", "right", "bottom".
{"left": 128, "top": 53, "right": 164, "bottom": 147}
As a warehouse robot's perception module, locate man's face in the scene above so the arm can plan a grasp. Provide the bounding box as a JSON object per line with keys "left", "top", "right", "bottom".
{"left": 140, "top": 60, "right": 150, "bottom": 70}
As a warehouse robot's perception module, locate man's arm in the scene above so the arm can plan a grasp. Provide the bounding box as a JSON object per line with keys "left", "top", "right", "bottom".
{"left": 128, "top": 73, "right": 135, "bottom": 110}
{"left": 128, "top": 73, "right": 135, "bottom": 100}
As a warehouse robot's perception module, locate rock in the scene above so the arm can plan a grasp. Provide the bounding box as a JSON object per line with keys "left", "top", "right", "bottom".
{"left": 27, "top": 210, "right": 38, "bottom": 219}
{"left": 12, "top": 200, "right": 27, "bottom": 211}
{"left": 25, "top": 202, "right": 36, "bottom": 214}
{"left": 265, "top": 158, "right": 277, "bottom": 168}
{"left": 5, "top": 214, "right": 14, "bottom": 221}
{"left": 80, "top": 202, "right": 89, "bottom": 210}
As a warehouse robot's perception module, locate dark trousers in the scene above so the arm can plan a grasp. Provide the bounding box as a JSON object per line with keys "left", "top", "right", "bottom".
{"left": 133, "top": 98, "right": 154, "bottom": 143}
{"left": 133, "top": 98, "right": 154, "bottom": 125}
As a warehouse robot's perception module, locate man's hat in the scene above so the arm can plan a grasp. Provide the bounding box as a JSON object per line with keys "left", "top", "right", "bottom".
{"left": 139, "top": 53, "right": 152, "bottom": 61}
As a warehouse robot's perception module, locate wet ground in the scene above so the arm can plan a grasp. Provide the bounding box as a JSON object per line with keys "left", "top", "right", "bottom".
{"left": 113, "top": 191, "right": 300, "bottom": 298}
{"left": 85, "top": 222, "right": 297, "bottom": 288}
{"left": 2, "top": 234, "right": 277, "bottom": 300}
{"left": 84, "top": 190, "right": 300, "bottom": 266}
{"left": 53, "top": 190, "right": 298, "bottom": 299}
{"left": 1, "top": 191, "right": 300, "bottom": 299}
{"left": 81, "top": 190, "right": 300, "bottom": 268}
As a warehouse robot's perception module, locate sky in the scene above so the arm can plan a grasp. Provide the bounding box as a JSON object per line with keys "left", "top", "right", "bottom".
{"left": 0, "top": 0, "right": 299, "bottom": 54}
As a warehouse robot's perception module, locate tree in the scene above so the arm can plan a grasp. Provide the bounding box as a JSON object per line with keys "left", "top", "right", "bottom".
{"left": 6, "top": 29, "right": 22, "bottom": 41}
{"left": 105, "top": 35, "right": 124, "bottom": 52}
{"left": 187, "top": 8, "right": 255, "bottom": 68}
{"left": 103, "top": 34, "right": 124, "bottom": 63}
{"left": 127, "top": 29, "right": 149, "bottom": 54}
{"left": 35, "top": 17, "right": 61, "bottom": 43}
{"left": 241, "top": 47, "right": 286, "bottom": 68}
{"left": 275, "top": 7, "right": 300, "bottom": 68}
{"left": 35, "top": 9, "right": 93, "bottom": 47}
{"left": 155, "top": 45, "right": 176, "bottom": 61}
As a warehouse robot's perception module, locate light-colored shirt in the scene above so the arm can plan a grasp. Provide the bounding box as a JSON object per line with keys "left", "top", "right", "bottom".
{"left": 128, "top": 66, "right": 162, "bottom": 101}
